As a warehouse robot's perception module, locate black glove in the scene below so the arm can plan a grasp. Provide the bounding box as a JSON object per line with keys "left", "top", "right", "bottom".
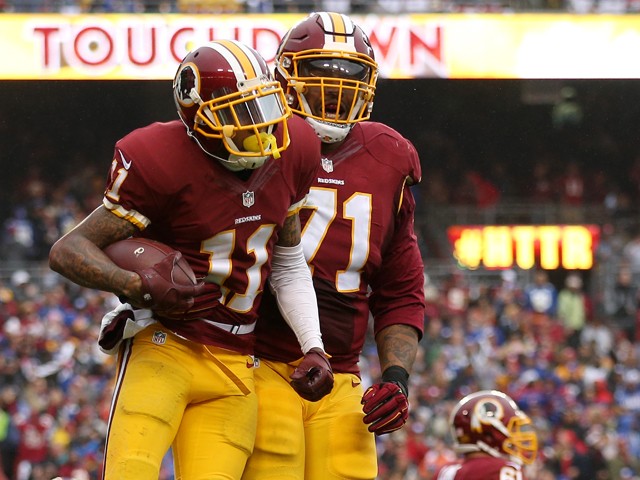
{"left": 290, "top": 347, "right": 334, "bottom": 402}
{"left": 361, "top": 366, "right": 409, "bottom": 435}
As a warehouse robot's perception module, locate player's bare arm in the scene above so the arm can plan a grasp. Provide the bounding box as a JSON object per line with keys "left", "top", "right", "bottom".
{"left": 276, "top": 213, "right": 302, "bottom": 247}
{"left": 375, "top": 324, "right": 420, "bottom": 373}
{"left": 49, "top": 205, "right": 142, "bottom": 300}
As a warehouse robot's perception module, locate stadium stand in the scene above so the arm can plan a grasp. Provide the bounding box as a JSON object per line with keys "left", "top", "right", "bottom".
{"left": 1, "top": 62, "right": 640, "bottom": 480}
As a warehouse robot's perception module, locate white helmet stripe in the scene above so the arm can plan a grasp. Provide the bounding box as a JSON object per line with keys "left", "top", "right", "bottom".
{"left": 208, "top": 40, "right": 263, "bottom": 82}
{"left": 317, "top": 11, "right": 356, "bottom": 49}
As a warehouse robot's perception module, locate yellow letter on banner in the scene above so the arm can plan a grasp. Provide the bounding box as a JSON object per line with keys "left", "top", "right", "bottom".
{"left": 562, "top": 226, "right": 593, "bottom": 269}
{"left": 454, "top": 228, "right": 483, "bottom": 268}
{"left": 483, "top": 226, "right": 513, "bottom": 268}
{"left": 512, "top": 226, "right": 536, "bottom": 270}
{"left": 538, "top": 226, "right": 561, "bottom": 270}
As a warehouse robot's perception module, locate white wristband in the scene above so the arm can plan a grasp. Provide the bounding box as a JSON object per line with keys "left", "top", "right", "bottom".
{"left": 269, "top": 242, "right": 324, "bottom": 354}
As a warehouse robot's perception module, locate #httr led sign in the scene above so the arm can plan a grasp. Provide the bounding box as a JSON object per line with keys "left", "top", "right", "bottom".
{"left": 447, "top": 225, "right": 600, "bottom": 270}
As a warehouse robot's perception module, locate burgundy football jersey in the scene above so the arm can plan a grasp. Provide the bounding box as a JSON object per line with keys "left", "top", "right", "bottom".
{"left": 434, "top": 457, "right": 527, "bottom": 480}
{"left": 102, "top": 116, "right": 321, "bottom": 354}
{"left": 254, "top": 121, "right": 426, "bottom": 373}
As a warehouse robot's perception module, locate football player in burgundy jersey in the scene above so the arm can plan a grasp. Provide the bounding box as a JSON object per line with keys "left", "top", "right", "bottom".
{"left": 242, "top": 12, "right": 426, "bottom": 480}
{"left": 433, "top": 391, "right": 538, "bottom": 480}
{"left": 49, "top": 40, "right": 333, "bottom": 480}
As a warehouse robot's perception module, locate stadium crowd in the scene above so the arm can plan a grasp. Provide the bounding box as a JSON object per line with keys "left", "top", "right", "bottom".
{"left": 1, "top": 235, "right": 640, "bottom": 480}
{"left": 1, "top": 157, "right": 640, "bottom": 479}
{"left": 2, "top": 77, "right": 640, "bottom": 478}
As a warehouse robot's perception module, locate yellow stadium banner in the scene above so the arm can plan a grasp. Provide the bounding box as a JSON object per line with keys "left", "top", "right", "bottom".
{"left": 1, "top": 13, "right": 640, "bottom": 79}
{"left": 447, "top": 224, "right": 600, "bottom": 270}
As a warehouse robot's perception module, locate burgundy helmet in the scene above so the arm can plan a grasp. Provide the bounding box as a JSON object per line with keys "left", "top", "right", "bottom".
{"left": 173, "top": 39, "right": 290, "bottom": 170}
{"left": 450, "top": 390, "right": 538, "bottom": 465}
{"left": 274, "top": 12, "right": 378, "bottom": 143}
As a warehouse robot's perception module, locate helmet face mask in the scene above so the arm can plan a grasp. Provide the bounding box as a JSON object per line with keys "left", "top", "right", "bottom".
{"left": 299, "top": 57, "right": 371, "bottom": 82}
{"left": 450, "top": 390, "right": 538, "bottom": 466}
{"left": 275, "top": 12, "right": 378, "bottom": 143}
{"left": 174, "top": 40, "right": 291, "bottom": 169}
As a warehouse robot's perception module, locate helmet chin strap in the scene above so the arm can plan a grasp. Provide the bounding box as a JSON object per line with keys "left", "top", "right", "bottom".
{"left": 296, "top": 87, "right": 357, "bottom": 144}
{"left": 187, "top": 130, "right": 243, "bottom": 170}
{"left": 305, "top": 117, "right": 352, "bottom": 144}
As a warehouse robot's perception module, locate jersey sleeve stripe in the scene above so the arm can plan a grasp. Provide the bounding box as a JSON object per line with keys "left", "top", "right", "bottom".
{"left": 103, "top": 199, "right": 150, "bottom": 230}
{"left": 286, "top": 195, "right": 308, "bottom": 216}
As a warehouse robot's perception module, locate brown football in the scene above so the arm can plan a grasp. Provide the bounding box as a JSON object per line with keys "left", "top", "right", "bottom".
{"left": 103, "top": 237, "right": 197, "bottom": 286}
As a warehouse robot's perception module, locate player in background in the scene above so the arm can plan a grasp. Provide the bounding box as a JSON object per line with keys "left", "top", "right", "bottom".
{"left": 433, "top": 390, "right": 538, "bottom": 480}
{"left": 48, "top": 40, "right": 333, "bottom": 480}
{"left": 242, "top": 12, "right": 426, "bottom": 480}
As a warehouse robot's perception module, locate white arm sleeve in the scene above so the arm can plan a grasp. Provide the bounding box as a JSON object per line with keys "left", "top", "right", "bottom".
{"left": 269, "top": 242, "right": 324, "bottom": 354}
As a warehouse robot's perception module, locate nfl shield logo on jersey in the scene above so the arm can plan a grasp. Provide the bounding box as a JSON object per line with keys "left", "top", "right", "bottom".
{"left": 152, "top": 330, "right": 167, "bottom": 345}
{"left": 242, "top": 191, "right": 255, "bottom": 208}
{"left": 321, "top": 157, "right": 333, "bottom": 173}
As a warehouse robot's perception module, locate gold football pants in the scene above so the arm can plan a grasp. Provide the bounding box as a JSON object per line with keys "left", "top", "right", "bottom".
{"left": 103, "top": 325, "right": 257, "bottom": 480}
{"left": 242, "top": 358, "right": 377, "bottom": 480}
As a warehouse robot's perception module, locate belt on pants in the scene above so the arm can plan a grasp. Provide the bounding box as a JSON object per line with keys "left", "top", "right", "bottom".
{"left": 208, "top": 320, "right": 256, "bottom": 335}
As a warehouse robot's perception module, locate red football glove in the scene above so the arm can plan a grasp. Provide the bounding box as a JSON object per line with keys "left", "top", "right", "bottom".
{"left": 134, "top": 252, "right": 205, "bottom": 317}
{"left": 290, "top": 347, "right": 334, "bottom": 402}
{"left": 362, "top": 380, "right": 409, "bottom": 435}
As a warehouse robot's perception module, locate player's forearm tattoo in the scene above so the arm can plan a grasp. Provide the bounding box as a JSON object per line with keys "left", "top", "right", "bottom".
{"left": 376, "top": 324, "right": 419, "bottom": 373}
{"left": 49, "top": 206, "right": 139, "bottom": 296}
{"left": 83, "top": 206, "right": 138, "bottom": 248}
{"left": 56, "top": 236, "right": 133, "bottom": 293}
{"left": 277, "top": 213, "right": 302, "bottom": 247}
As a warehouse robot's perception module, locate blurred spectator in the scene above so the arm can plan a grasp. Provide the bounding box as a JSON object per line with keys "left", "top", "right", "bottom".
{"left": 245, "top": 0, "right": 274, "bottom": 11}
{"left": 545, "top": 427, "right": 595, "bottom": 479}
{"left": 14, "top": 407, "right": 53, "bottom": 480}
{"left": 552, "top": 86, "right": 583, "bottom": 131}
{"left": 623, "top": 228, "right": 640, "bottom": 285}
{"left": 522, "top": 270, "right": 557, "bottom": 333}
{"left": 2, "top": 207, "right": 35, "bottom": 265}
{"left": 0, "top": 387, "right": 18, "bottom": 480}
{"left": 557, "top": 272, "right": 589, "bottom": 349}
{"left": 529, "top": 156, "right": 555, "bottom": 207}
{"left": 604, "top": 265, "right": 640, "bottom": 342}
{"left": 580, "top": 315, "right": 614, "bottom": 358}
{"left": 271, "top": 0, "right": 309, "bottom": 11}
{"left": 419, "top": 437, "right": 457, "bottom": 478}
{"left": 452, "top": 170, "right": 500, "bottom": 208}
{"left": 556, "top": 159, "right": 586, "bottom": 223}
{"left": 177, "top": 0, "right": 241, "bottom": 11}
{"left": 376, "top": 0, "right": 432, "bottom": 13}
{"left": 320, "top": 0, "right": 351, "bottom": 12}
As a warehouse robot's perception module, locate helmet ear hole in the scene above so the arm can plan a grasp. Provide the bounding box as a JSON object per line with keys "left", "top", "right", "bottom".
{"left": 285, "top": 93, "right": 296, "bottom": 107}
{"left": 450, "top": 390, "right": 538, "bottom": 466}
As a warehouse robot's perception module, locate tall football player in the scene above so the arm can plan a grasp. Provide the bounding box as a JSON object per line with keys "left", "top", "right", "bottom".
{"left": 433, "top": 390, "right": 538, "bottom": 480}
{"left": 243, "top": 12, "right": 426, "bottom": 480}
{"left": 49, "top": 40, "right": 333, "bottom": 480}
